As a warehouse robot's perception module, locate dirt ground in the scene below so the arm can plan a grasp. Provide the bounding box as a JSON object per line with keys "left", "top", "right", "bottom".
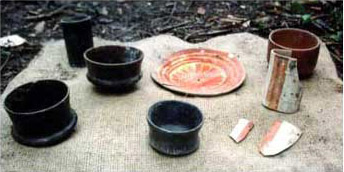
{"left": 1, "top": 1, "right": 342, "bottom": 93}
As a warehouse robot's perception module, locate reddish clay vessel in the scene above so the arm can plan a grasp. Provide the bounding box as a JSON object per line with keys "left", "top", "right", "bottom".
{"left": 267, "top": 28, "right": 320, "bottom": 79}
{"left": 151, "top": 48, "right": 246, "bottom": 96}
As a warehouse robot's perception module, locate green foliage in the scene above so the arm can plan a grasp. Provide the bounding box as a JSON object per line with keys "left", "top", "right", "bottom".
{"left": 290, "top": 2, "right": 305, "bottom": 14}
{"left": 257, "top": 22, "right": 266, "bottom": 30}
{"left": 330, "top": 7, "right": 343, "bottom": 30}
{"left": 302, "top": 14, "right": 312, "bottom": 24}
{"left": 1, "top": 50, "right": 10, "bottom": 60}
{"left": 330, "top": 31, "right": 343, "bottom": 42}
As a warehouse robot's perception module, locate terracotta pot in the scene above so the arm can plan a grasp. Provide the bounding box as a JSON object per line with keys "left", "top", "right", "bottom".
{"left": 147, "top": 100, "right": 203, "bottom": 156}
{"left": 4, "top": 80, "right": 78, "bottom": 147}
{"left": 84, "top": 45, "right": 143, "bottom": 90}
{"left": 267, "top": 28, "right": 320, "bottom": 79}
{"left": 61, "top": 14, "right": 93, "bottom": 67}
{"left": 263, "top": 49, "right": 302, "bottom": 113}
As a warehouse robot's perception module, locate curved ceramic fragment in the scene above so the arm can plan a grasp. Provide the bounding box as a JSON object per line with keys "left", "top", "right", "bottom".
{"left": 262, "top": 49, "right": 303, "bottom": 113}
{"left": 229, "top": 118, "right": 254, "bottom": 143}
{"left": 151, "top": 48, "right": 246, "bottom": 96}
{"left": 259, "top": 120, "right": 302, "bottom": 156}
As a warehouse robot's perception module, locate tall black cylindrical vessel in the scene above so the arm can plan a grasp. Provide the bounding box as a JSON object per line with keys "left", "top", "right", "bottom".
{"left": 61, "top": 14, "right": 93, "bottom": 67}
{"left": 4, "top": 80, "right": 78, "bottom": 147}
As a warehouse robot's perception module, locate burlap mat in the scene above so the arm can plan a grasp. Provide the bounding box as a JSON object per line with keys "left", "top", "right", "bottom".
{"left": 1, "top": 33, "right": 342, "bottom": 172}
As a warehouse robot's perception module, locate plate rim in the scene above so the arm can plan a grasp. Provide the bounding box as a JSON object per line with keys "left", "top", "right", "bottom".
{"left": 151, "top": 48, "right": 246, "bottom": 96}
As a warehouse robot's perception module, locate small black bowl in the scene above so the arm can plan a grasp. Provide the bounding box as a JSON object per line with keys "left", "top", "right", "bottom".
{"left": 147, "top": 100, "right": 203, "bottom": 156}
{"left": 4, "top": 80, "right": 77, "bottom": 147}
{"left": 84, "top": 45, "right": 144, "bottom": 90}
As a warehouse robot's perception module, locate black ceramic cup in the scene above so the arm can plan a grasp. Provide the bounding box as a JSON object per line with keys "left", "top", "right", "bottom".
{"left": 84, "top": 45, "right": 143, "bottom": 89}
{"left": 147, "top": 100, "right": 203, "bottom": 156}
{"left": 4, "top": 80, "right": 78, "bottom": 147}
{"left": 61, "top": 14, "right": 93, "bottom": 67}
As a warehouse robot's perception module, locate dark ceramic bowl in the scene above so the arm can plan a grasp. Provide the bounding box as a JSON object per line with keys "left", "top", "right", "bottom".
{"left": 4, "top": 80, "right": 77, "bottom": 147}
{"left": 267, "top": 28, "right": 320, "bottom": 79}
{"left": 61, "top": 14, "right": 93, "bottom": 67}
{"left": 147, "top": 100, "right": 203, "bottom": 156}
{"left": 84, "top": 45, "right": 143, "bottom": 89}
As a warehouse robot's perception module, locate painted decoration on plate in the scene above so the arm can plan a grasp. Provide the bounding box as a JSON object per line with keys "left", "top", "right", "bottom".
{"left": 151, "top": 48, "right": 246, "bottom": 96}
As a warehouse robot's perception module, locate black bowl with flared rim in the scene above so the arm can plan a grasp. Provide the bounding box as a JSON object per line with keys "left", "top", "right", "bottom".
{"left": 4, "top": 80, "right": 78, "bottom": 147}
{"left": 84, "top": 45, "right": 144, "bottom": 90}
{"left": 147, "top": 100, "right": 203, "bottom": 156}
{"left": 61, "top": 14, "right": 93, "bottom": 67}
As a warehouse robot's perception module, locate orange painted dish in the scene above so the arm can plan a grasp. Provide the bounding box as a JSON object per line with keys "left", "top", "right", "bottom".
{"left": 151, "top": 48, "right": 246, "bottom": 96}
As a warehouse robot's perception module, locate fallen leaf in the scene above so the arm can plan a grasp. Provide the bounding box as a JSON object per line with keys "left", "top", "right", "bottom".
{"left": 117, "top": 8, "right": 123, "bottom": 15}
{"left": 34, "top": 21, "right": 45, "bottom": 34}
{"left": 99, "top": 6, "right": 108, "bottom": 16}
{"left": 197, "top": 7, "right": 206, "bottom": 15}
{"left": 242, "top": 20, "right": 251, "bottom": 27}
{"left": 0, "top": 35, "right": 26, "bottom": 47}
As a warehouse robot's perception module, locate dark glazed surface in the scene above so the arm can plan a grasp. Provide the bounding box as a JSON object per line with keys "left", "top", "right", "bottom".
{"left": 85, "top": 46, "right": 142, "bottom": 64}
{"left": 147, "top": 100, "right": 203, "bottom": 156}
{"left": 5, "top": 80, "right": 68, "bottom": 113}
{"left": 4, "top": 80, "right": 77, "bottom": 147}
{"left": 61, "top": 14, "right": 93, "bottom": 67}
{"left": 84, "top": 46, "right": 143, "bottom": 89}
{"left": 149, "top": 101, "right": 203, "bottom": 132}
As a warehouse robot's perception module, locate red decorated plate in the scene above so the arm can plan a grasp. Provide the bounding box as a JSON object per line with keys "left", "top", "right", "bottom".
{"left": 151, "top": 48, "right": 246, "bottom": 96}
